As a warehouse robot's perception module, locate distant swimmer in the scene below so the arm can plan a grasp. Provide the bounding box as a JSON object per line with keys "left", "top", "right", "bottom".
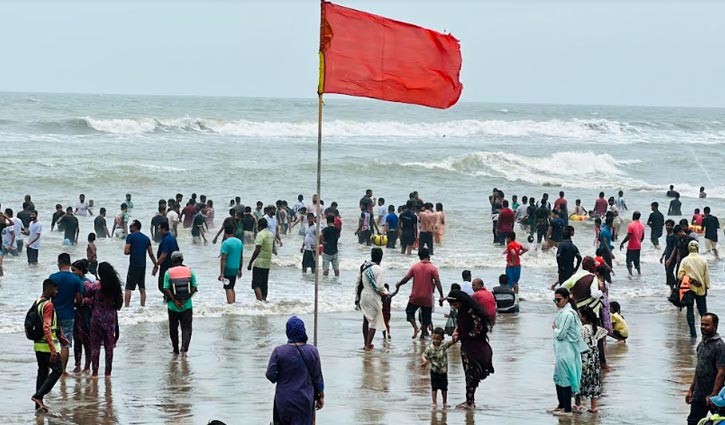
{"left": 666, "top": 184, "right": 679, "bottom": 198}
{"left": 668, "top": 193, "right": 683, "bottom": 216}
{"left": 699, "top": 186, "right": 707, "bottom": 199}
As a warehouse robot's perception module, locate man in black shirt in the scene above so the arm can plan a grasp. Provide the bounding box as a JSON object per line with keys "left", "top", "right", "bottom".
{"left": 150, "top": 206, "right": 169, "bottom": 243}
{"left": 647, "top": 201, "right": 665, "bottom": 249}
{"left": 555, "top": 228, "right": 581, "bottom": 285}
{"left": 669, "top": 193, "right": 682, "bottom": 216}
{"left": 493, "top": 274, "right": 519, "bottom": 313}
{"left": 702, "top": 207, "right": 720, "bottom": 260}
{"left": 57, "top": 207, "right": 79, "bottom": 245}
{"left": 321, "top": 215, "right": 340, "bottom": 277}
{"left": 50, "top": 204, "right": 65, "bottom": 232}
{"left": 399, "top": 201, "right": 418, "bottom": 256}
{"left": 686, "top": 313, "right": 725, "bottom": 425}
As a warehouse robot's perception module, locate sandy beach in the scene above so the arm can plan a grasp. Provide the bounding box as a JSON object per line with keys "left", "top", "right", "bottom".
{"left": 0, "top": 295, "right": 707, "bottom": 424}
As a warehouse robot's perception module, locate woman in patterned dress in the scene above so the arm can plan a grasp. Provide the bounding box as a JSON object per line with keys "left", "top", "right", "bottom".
{"left": 85, "top": 262, "right": 123, "bottom": 378}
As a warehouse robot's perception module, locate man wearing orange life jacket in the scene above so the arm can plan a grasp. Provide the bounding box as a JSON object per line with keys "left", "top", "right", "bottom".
{"left": 32, "top": 279, "right": 68, "bottom": 411}
{"left": 679, "top": 241, "right": 711, "bottom": 338}
{"left": 163, "top": 251, "right": 198, "bottom": 357}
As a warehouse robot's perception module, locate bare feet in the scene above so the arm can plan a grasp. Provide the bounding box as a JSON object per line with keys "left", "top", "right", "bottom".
{"left": 363, "top": 344, "right": 374, "bottom": 352}
{"left": 412, "top": 328, "right": 420, "bottom": 339}
{"left": 31, "top": 396, "right": 47, "bottom": 410}
{"left": 431, "top": 403, "right": 438, "bottom": 408}
{"left": 89, "top": 374, "right": 99, "bottom": 380}
{"left": 82, "top": 368, "right": 90, "bottom": 374}
{"left": 72, "top": 366, "right": 81, "bottom": 373}
{"left": 181, "top": 352, "right": 188, "bottom": 358}
{"left": 455, "top": 401, "right": 475, "bottom": 410}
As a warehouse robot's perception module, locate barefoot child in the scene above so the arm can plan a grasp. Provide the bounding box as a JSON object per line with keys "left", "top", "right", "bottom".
{"left": 575, "top": 307, "right": 608, "bottom": 413}
{"left": 421, "top": 327, "right": 457, "bottom": 408}
{"left": 382, "top": 283, "right": 392, "bottom": 340}
{"left": 609, "top": 301, "right": 628, "bottom": 342}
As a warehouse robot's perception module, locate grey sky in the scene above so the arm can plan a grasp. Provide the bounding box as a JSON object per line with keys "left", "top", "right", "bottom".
{"left": 0, "top": 1, "right": 723, "bottom": 107}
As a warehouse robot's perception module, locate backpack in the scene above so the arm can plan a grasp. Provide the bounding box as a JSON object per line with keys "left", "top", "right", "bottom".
{"left": 24, "top": 300, "right": 46, "bottom": 341}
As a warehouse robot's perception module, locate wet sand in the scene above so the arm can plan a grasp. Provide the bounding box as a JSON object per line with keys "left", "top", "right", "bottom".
{"left": 0, "top": 293, "right": 709, "bottom": 425}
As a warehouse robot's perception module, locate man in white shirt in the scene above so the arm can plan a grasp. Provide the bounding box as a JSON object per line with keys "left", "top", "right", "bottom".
{"left": 25, "top": 210, "right": 42, "bottom": 264}
{"left": 166, "top": 203, "right": 180, "bottom": 237}
{"left": 74, "top": 194, "right": 93, "bottom": 217}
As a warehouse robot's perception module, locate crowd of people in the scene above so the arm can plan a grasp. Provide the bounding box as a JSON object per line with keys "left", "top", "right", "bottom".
{"left": 4, "top": 183, "right": 724, "bottom": 423}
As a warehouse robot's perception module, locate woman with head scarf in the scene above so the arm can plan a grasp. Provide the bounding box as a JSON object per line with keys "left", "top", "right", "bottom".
{"left": 84, "top": 262, "right": 123, "bottom": 378}
{"left": 446, "top": 289, "right": 494, "bottom": 409}
{"left": 266, "top": 316, "right": 325, "bottom": 425}
{"left": 550, "top": 287, "right": 588, "bottom": 417}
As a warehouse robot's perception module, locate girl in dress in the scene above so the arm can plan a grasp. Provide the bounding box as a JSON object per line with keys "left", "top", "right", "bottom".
{"left": 575, "top": 307, "right": 608, "bottom": 413}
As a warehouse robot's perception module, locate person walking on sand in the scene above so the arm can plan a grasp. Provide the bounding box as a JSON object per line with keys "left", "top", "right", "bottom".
{"left": 421, "top": 327, "right": 457, "bottom": 408}
{"left": 686, "top": 313, "right": 725, "bottom": 425}
{"left": 163, "top": 251, "right": 198, "bottom": 356}
{"left": 84, "top": 262, "right": 122, "bottom": 378}
{"left": 574, "top": 306, "right": 608, "bottom": 414}
{"left": 266, "top": 316, "right": 325, "bottom": 425}
{"left": 549, "top": 287, "right": 588, "bottom": 417}
{"left": 392, "top": 247, "right": 444, "bottom": 340}
{"left": 446, "top": 290, "right": 494, "bottom": 410}
{"left": 702, "top": 207, "right": 720, "bottom": 260}
{"left": 49, "top": 253, "right": 84, "bottom": 376}
{"left": 30, "top": 279, "right": 68, "bottom": 411}
{"left": 354, "top": 247, "right": 388, "bottom": 351}
{"left": 679, "top": 241, "right": 711, "bottom": 338}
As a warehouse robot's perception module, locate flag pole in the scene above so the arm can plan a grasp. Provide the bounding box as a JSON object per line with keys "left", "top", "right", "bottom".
{"left": 313, "top": 92, "right": 322, "bottom": 346}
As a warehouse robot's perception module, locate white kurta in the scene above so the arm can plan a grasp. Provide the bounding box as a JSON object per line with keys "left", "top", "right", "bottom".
{"left": 360, "top": 263, "right": 387, "bottom": 330}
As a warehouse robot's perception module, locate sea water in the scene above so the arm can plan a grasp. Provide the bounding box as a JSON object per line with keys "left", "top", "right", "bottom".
{"left": 0, "top": 92, "right": 724, "bottom": 335}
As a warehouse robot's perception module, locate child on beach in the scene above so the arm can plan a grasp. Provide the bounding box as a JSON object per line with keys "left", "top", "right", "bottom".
{"left": 444, "top": 283, "right": 460, "bottom": 335}
{"left": 421, "top": 327, "right": 457, "bottom": 408}
{"left": 609, "top": 301, "right": 628, "bottom": 342}
{"left": 575, "top": 307, "right": 608, "bottom": 413}
{"left": 86, "top": 233, "right": 98, "bottom": 277}
{"left": 382, "top": 283, "right": 392, "bottom": 340}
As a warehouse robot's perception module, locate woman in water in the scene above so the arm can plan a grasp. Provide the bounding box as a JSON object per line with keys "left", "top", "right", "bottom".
{"left": 85, "top": 262, "right": 123, "bottom": 378}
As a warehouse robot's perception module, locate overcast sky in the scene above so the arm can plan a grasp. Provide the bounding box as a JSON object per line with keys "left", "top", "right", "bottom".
{"left": 0, "top": 1, "right": 723, "bottom": 107}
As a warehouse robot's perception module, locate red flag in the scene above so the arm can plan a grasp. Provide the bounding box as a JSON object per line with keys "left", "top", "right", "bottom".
{"left": 319, "top": 2, "right": 462, "bottom": 109}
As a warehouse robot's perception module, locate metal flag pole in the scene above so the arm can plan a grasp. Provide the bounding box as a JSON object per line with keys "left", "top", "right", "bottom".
{"left": 313, "top": 92, "right": 322, "bottom": 346}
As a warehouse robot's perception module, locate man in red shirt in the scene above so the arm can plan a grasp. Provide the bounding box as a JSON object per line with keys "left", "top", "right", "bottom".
{"left": 593, "top": 192, "right": 608, "bottom": 218}
{"left": 505, "top": 231, "right": 528, "bottom": 294}
{"left": 497, "top": 200, "right": 515, "bottom": 246}
{"left": 619, "top": 211, "right": 646, "bottom": 276}
{"left": 472, "top": 278, "right": 496, "bottom": 326}
{"left": 392, "top": 248, "right": 444, "bottom": 339}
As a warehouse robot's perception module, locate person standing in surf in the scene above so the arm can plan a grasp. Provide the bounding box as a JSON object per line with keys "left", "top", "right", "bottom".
{"left": 392, "top": 247, "right": 444, "bottom": 340}
{"left": 355, "top": 247, "right": 388, "bottom": 351}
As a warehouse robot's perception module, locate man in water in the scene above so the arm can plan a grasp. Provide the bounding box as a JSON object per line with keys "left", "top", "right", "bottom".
{"left": 74, "top": 194, "right": 93, "bottom": 217}
{"left": 253, "top": 201, "right": 265, "bottom": 221}
{"left": 702, "top": 207, "right": 720, "bottom": 260}
{"left": 124, "top": 220, "right": 157, "bottom": 307}
{"left": 57, "top": 207, "right": 79, "bottom": 246}
{"left": 593, "top": 192, "right": 608, "bottom": 218}
{"left": 300, "top": 213, "right": 317, "bottom": 273}
{"left": 555, "top": 228, "right": 581, "bottom": 286}
{"left": 248, "top": 218, "right": 274, "bottom": 302}
{"left": 534, "top": 201, "right": 550, "bottom": 247}
{"left": 25, "top": 210, "right": 42, "bottom": 265}
{"left": 383, "top": 205, "right": 398, "bottom": 249}
{"left": 150, "top": 206, "right": 168, "bottom": 243}
{"left": 493, "top": 274, "right": 519, "bottom": 313}
{"left": 615, "top": 190, "right": 628, "bottom": 213}
{"left": 647, "top": 202, "right": 665, "bottom": 249}
{"left": 669, "top": 193, "right": 683, "bottom": 216}
{"left": 180, "top": 200, "right": 197, "bottom": 229}
{"left": 497, "top": 200, "right": 515, "bottom": 246}
{"left": 660, "top": 219, "right": 678, "bottom": 290}
{"left": 50, "top": 204, "right": 65, "bottom": 232}
{"left": 265, "top": 205, "right": 283, "bottom": 252}
{"left": 94, "top": 208, "right": 110, "bottom": 238}
{"left": 49, "top": 253, "right": 84, "bottom": 376}
{"left": 471, "top": 277, "right": 496, "bottom": 325}
{"left": 619, "top": 211, "right": 646, "bottom": 276}
{"left": 219, "top": 225, "right": 243, "bottom": 304}
{"left": 399, "top": 201, "right": 418, "bottom": 256}
{"left": 111, "top": 203, "right": 129, "bottom": 238}
{"left": 460, "top": 270, "right": 474, "bottom": 295}
{"left": 700, "top": 187, "right": 708, "bottom": 199}
{"left": 685, "top": 313, "right": 725, "bottom": 425}
{"left": 163, "top": 251, "right": 197, "bottom": 357}
{"left": 505, "top": 231, "right": 528, "bottom": 294}
{"left": 679, "top": 241, "right": 711, "bottom": 339}
{"left": 321, "top": 215, "right": 340, "bottom": 277}
{"left": 419, "top": 203, "right": 436, "bottom": 254}
{"left": 554, "top": 191, "right": 568, "bottom": 227}
{"left": 392, "top": 248, "right": 444, "bottom": 339}
{"left": 546, "top": 209, "right": 565, "bottom": 250}
{"left": 153, "top": 222, "right": 179, "bottom": 299}
{"left": 166, "top": 202, "right": 180, "bottom": 237}
{"left": 191, "top": 207, "right": 207, "bottom": 244}
{"left": 667, "top": 185, "right": 679, "bottom": 198}
{"left": 124, "top": 193, "right": 134, "bottom": 212}
{"left": 355, "top": 204, "right": 373, "bottom": 246}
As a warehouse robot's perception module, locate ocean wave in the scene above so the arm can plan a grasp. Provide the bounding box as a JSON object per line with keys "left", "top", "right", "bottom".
{"left": 17, "top": 116, "right": 660, "bottom": 138}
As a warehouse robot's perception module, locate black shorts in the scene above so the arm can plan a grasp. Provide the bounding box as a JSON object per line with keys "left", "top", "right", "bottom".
{"left": 223, "top": 274, "right": 237, "bottom": 290}
{"left": 302, "top": 250, "right": 316, "bottom": 268}
{"left": 430, "top": 371, "right": 448, "bottom": 391}
{"left": 126, "top": 265, "right": 146, "bottom": 290}
{"left": 405, "top": 303, "right": 432, "bottom": 327}
{"left": 626, "top": 249, "right": 641, "bottom": 269}
{"left": 252, "top": 267, "right": 270, "bottom": 297}
{"left": 400, "top": 230, "right": 415, "bottom": 248}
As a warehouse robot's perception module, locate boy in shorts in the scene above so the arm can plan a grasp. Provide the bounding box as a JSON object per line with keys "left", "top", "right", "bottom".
{"left": 421, "top": 327, "right": 457, "bottom": 408}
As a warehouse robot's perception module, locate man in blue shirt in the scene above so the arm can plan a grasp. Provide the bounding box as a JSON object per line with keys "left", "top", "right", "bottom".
{"left": 124, "top": 220, "right": 157, "bottom": 307}
{"left": 546, "top": 210, "right": 565, "bottom": 250}
{"left": 384, "top": 205, "right": 398, "bottom": 249}
{"left": 49, "top": 252, "right": 83, "bottom": 375}
{"left": 219, "top": 225, "right": 243, "bottom": 304}
{"left": 153, "top": 221, "right": 179, "bottom": 299}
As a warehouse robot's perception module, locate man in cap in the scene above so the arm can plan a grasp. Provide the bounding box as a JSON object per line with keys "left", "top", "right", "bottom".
{"left": 679, "top": 240, "right": 711, "bottom": 338}
{"left": 163, "top": 251, "right": 197, "bottom": 356}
